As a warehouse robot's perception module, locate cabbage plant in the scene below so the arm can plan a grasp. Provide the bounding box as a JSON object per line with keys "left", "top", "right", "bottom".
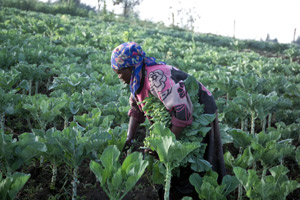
{"left": 90, "top": 145, "right": 148, "bottom": 200}
{"left": 146, "top": 123, "right": 200, "bottom": 200}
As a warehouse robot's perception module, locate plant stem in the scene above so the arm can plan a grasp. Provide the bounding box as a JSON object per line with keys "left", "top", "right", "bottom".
{"left": 50, "top": 161, "right": 57, "bottom": 190}
{"left": 40, "top": 156, "right": 44, "bottom": 167}
{"left": 244, "top": 118, "right": 248, "bottom": 132}
{"left": 241, "top": 120, "right": 244, "bottom": 131}
{"left": 26, "top": 118, "right": 33, "bottom": 130}
{"left": 268, "top": 113, "right": 272, "bottom": 128}
{"left": 35, "top": 80, "right": 39, "bottom": 94}
{"left": 29, "top": 79, "right": 32, "bottom": 96}
{"left": 250, "top": 111, "right": 256, "bottom": 135}
{"left": 64, "top": 116, "right": 69, "bottom": 129}
{"left": 46, "top": 77, "right": 51, "bottom": 90}
{"left": 164, "top": 163, "right": 172, "bottom": 200}
{"left": 262, "top": 117, "right": 266, "bottom": 133}
{"left": 262, "top": 167, "right": 267, "bottom": 179}
{"left": 238, "top": 184, "right": 243, "bottom": 200}
{"left": 72, "top": 166, "right": 79, "bottom": 200}
{"left": 226, "top": 93, "right": 229, "bottom": 105}
{"left": 237, "top": 147, "right": 243, "bottom": 200}
{"left": 0, "top": 112, "right": 5, "bottom": 131}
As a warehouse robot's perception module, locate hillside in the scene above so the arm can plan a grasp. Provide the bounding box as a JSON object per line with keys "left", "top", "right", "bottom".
{"left": 0, "top": 7, "right": 299, "bottom": 200}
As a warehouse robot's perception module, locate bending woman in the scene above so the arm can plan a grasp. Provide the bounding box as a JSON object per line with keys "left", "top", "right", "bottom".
{"left": 111, "top": 42, "right": 226, "bottom": 199}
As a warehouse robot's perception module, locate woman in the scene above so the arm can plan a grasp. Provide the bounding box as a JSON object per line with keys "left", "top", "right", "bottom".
{"left": 111, "top": 42, "right": 226, "bottom": 199}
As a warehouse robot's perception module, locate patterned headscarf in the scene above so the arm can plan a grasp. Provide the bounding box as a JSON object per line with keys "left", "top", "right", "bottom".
{"left": 111, "top": 42, "right": 165, "bottom": 96}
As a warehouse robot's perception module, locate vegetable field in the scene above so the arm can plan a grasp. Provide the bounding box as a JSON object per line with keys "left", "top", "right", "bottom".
{"left": 1, "top": 7, "right": 300, "bottom": 200}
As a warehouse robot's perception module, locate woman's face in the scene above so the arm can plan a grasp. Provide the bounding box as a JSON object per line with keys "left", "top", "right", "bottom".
{"left": 113, "top": 68, "right": 132, "bottom": 84}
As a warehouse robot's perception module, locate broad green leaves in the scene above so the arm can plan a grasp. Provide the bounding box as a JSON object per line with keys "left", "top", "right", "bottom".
{"left": 0, "top": 130, "right": 46, "bottom": 175}
{"left": 23, "top": 94, "right": 66, "bottom": 131}
{"left": 0, "top": 172, "right": 30, "bottom": 200}
{"left": 189, "top": 171, "right": 239, "bottom": 200}
{"left": 146, "top": 123, "right": 200, "bottom": 200}
{"left": 146, "top": 123, "right": 200, "bottom": 168}
{"left": 233, "top": 166, "right": 300, "bottom": 200}
{"left": 226, "top": 129, "right": 295, "bottom": 169}
{"left": 90, "top": 145, "right": 148, "bottom": 200}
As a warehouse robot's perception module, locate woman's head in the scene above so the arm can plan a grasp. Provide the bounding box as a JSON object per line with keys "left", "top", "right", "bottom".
{"left": 111, "top": 42, "right": 145, "bottom": 71}
{"left": 111, "top": 42, "right": 164, "bottom": 96}
{"left": 113, "top": 67, "right": 132, "bottom": 84}
{"left": 111, "top": 42, "right": 145, "bottom": 85}
{"left": 110, "top": 42, "right": 145, "bottom": 95}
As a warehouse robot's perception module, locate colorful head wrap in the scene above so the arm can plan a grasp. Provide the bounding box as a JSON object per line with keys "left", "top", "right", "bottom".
{"left": 111, "top": 42, "right": 165, "bottom": 96}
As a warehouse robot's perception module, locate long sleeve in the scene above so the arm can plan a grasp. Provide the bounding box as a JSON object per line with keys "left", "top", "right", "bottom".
{"left": 128, "top": 94, "right": 145, "bottom": 123}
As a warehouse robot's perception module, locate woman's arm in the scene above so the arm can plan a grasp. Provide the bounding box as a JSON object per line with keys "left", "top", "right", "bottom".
{"left": 171, "top": 125, "right": 184, "bottom": 139}
{"left": 126, "top": 116, "right": 140, "bottom": 145}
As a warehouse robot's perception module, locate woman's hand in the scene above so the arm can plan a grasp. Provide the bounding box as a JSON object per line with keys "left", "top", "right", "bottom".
{"left": 123, "top": 117, "right": 139, "bottom": 152}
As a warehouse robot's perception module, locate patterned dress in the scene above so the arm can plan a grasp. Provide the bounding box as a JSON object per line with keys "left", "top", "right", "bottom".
{"left": 128, "top": 64, "right": 217, "bottom": 125}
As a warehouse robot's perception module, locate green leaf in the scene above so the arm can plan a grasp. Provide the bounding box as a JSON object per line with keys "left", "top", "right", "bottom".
{"left": 181, "top": 197, "right": 193, "bottom": 200}
{"left": 233, "top": 167, "right": 247, "bottom": 186}
{"left": 17, "top": 80, "right": 29, "bottom": 91}
{"left": 197, "top": 114, "right": 216, "bottom": 126}
{"left": 189, "top": 173, "right": 203, "bottom": 190}
{"left": 151, "top": 161, "right": 165, "bottom": 184}
{"left": 221, "top": 175, "right": 239, "bottom": 196}
{"left": 269, "top": 165, "right": 289, "bottom": 179}
{"left": 234, "top": 147, "right": 254, "bottom": 168}
{"left": 154, "top": 136, "right": 173, "bottom": 163}
{"left": 89, "top": 161, "right": 104, "bottom": 185}
{"left": 256, "top": 131, "right": 281, "bottom": 146}
{"left": 100, "top": 145, "right": 120, "bottom": 169}
{"left": 190, "top": 158, "right": 212, "bottom": 172}
{"left": 228, "top": 129, "right": 252, "bottom": 148}
{"left": 5, "top": 106, "right": 14, "bottom": 115}
{"left": 8, "top": 173, "right": 30, "bottom": 199}
{"left": 111, "top": 169, "right": 122, "bottom": 190}
{"left": 14, "top": 132, "right": 47, "bottom": 159}
{"left": 121, "top": 152, "right": 140, "bottom": 174}
{"left": 151, "top": 122, "right": 174, "bottom": 138}
{"left": 0, "top": 172, "right": 30, "bottom": 200}
{"left": 69, "top": 101, "right": 79, "bottom": 115}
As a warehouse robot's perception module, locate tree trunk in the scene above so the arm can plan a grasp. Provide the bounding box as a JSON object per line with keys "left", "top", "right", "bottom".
{"left": 123, "top": 0, "right": 129, "bottom": 17}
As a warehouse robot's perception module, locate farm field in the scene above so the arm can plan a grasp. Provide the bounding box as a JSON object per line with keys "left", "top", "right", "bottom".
{"left": 0, "top": 7, "right": 300, "bottom": 200}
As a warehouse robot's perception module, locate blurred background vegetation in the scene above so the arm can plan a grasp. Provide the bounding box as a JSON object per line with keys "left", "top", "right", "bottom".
{"left": 1, "top": 0, "right": 300, "bottom": 47}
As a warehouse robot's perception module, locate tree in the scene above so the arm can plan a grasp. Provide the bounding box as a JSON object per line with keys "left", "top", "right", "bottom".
{"left": 112, "top": 0, "right": 142, "bottom": 17}
{"left": 294, "top": 36, "right": 300, "bottom": 45}
{"left": 265, "top": 34, "right": 278, "bottom": 43}
{"left": 168, "top": 2, "right": 201, "bottom": 31}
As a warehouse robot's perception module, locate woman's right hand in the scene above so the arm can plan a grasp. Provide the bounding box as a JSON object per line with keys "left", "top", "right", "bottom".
{"left": 122, "top": 117, "right": 139, "bottom": 152}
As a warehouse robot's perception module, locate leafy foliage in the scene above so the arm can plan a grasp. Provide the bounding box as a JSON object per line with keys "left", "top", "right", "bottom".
{"left": 189, "top": 171, "right": 239, "bottom": 200}
{"left": 0, "top": 172, "right": 30, "bottom": 200}
{"left": 146, "top": 123, "right": 200, "bottom": 200}
{"left": 90, "top": 145, "right": 148, "bottom": 200}
{"left": 233, "top": 165, "right": 300, "bottom": 200}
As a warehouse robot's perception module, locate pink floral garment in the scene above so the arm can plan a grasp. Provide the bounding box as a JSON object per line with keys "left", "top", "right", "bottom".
{"left": 128, "top": 64, "right": 194, "bottom": 127}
